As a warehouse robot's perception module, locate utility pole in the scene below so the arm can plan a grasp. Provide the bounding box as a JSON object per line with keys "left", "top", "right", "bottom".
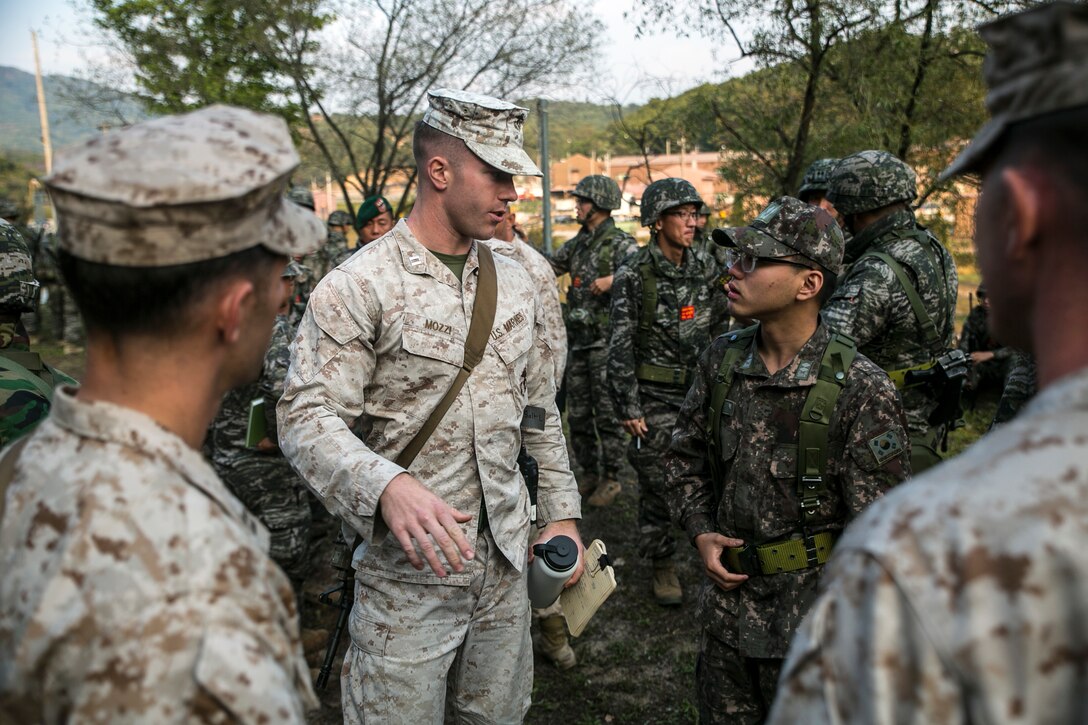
{"left": 538, "top": 98, "right": 552, "bottom": 255}
{"left": 32, "top": 31, "right": 54, "bottom": 175}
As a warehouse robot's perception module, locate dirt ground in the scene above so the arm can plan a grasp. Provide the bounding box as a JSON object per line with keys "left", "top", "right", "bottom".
{"left": 299, "top": 461, "right": 706, "bottom": 725}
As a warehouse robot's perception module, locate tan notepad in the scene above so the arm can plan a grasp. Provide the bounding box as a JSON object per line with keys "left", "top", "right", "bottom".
{"left": 560, "top": 539, "right": 617, "bottom": 637}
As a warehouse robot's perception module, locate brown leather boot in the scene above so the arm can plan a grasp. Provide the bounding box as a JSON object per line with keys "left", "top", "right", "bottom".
{"left": 586, "top": 477, "right": 621, "bottom": 507}
{"left": 577, "top": 473, "right": 599, "bottom": 497}
{"left": 652, "top": 559, "right": 683, "bottom": 606}
{"left": 538, "top": 615, "right": 577, "bottom": 670}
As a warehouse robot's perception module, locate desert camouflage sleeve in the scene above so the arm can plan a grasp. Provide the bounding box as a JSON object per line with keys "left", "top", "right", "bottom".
{"left": 767, "top": 550, "right": 956, "bottom": 725}
{"left": 276, "top": 272, "right": 405, "bottom": 543}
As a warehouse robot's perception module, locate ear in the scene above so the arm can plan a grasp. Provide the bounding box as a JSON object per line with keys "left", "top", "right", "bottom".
{"left": 215, "top": 278, "right": 256, "bottom": 344}
{"left": 426, "top": 155, "right": 453, "bottom": 192}
{"left": 795, "top": 268, "right": 824, "bottom": 303}
{"left": 1001, "top": 167, "right": 1041, "bottom": 261}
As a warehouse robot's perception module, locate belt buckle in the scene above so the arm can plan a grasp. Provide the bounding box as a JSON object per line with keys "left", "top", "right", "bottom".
{"left": 737, "top": 544, "right": 762, "bottom": 576}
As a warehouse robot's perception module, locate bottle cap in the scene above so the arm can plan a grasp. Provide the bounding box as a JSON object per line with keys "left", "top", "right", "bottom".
{"left": 532, "top": 535, "right": 578, "bottom": 572}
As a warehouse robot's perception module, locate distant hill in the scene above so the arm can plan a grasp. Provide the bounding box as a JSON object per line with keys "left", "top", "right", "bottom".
{"left": 0, "top": 66, "right": 148, "bottom": 166}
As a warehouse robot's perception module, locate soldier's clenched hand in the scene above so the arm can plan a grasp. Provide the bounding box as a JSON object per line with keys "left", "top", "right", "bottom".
{"left": 695, "top": 532, "right": 749, "bottom": 591}
{"left": 589, "top": 275, "right": 613, "bottom": 295}
{"left": 380, "top": 472, "right": 475, "bottom": 577}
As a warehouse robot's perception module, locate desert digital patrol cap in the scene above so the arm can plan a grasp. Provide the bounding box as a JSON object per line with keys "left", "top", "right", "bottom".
{"left": 712, "top": 196, "right": 845, "bottom": 276}
{"left": 941, "top": 1, "right": 1088, "bottom": 180}
{"left": 44, "top": 104, "right": 325, "bottom": 267}
{"left": 422, "top": 89, "right": 543, "bottom": 177}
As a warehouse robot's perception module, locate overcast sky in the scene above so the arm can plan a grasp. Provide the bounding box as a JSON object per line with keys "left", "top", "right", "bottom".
{"left": 0, "top": 0, "right": 748, "bottom": 105}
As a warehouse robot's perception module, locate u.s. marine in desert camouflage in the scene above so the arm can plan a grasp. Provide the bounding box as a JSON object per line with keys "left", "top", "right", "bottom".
{"left": 0, "top": 105, "right": 324, "bottom": 722}
{"left": 770, "top": 3, "right": 1088, "bottom": 722}
{"left": 666, "top": 197, "right": 910, "bottom": 724}
{"left": 278, "top": 89, "right": 582, "bottom": 724}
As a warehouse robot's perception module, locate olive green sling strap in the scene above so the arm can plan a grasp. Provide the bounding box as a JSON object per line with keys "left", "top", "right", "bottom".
{"left": 0, "top": 351, "right": 57, "bottom": 401}
{"left": 864, "top": 249, "right": 943, "bottom": 357}
{"left": 395, "top": 243, "right": 498, "bottom": 469}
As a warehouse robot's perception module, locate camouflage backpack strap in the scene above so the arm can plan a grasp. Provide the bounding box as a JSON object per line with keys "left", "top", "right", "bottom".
{"left": 797, "top": 332, "right": 857, "bottom": 529}
{"left": 706, "top": 325, "right": 759, "bottom": 500}
{"left": 0, "top": 351, "right": 56, "bottom": 401}
{"left": 864, "top": 250, "right": 943, "bottom": 357}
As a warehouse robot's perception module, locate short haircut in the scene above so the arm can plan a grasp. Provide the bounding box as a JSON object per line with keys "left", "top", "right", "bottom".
{"left": 412, "top": 120, "right": 468, "bottom": 168}
{"left": 998, "top": 105, "right": 1088, "bottom": 220}
{"left": 58, "top": 245, "right": 283, "bottom": 337}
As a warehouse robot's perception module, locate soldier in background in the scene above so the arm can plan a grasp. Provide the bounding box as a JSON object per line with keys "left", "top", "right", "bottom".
{"left": 770, "top": 4, "right": 1088, "bottom": 721}
{"left": 958, "top": 283, "right": 1013, "bottom": 407}
{"left": 823, "top": 150, "right": 959, "bottom": 473}
{"left": 354, "top": 194, "right": 395, "bottom": 247}
{"left": 0, "top": 105, "right": 323, "bottom": 722}
{"left": 796, "top": 158, "right": 838, "bottom": 208}
{"left": 667, "top": 197, "right": 909, "bottom": 724}
{"left": 204, "top": 260, "right": 313, "bottom": 599}
{"left": 486, "top": 208, "right": 577, "bottom": 670}
{"left": 694, "top": 201, "right": 729, "bottom": 269}
{"left": 0, "top": 220, "right": 76, "bottom": 446}
{"left": 279, "top": 89, "right": 582, "bottom": 723}
{"left": 288, "top": 184, "right": 321, "bottom": 326}
{"left": 549, "top": 174, "right": 639, "bottom": 507}
{"left": 326, "top": 209, "right": 356, "bottom": 269}
{"left": 0, "top": 198, "right": 75, "bottom": 346}
{"left": 608, "top": 178, "right": 728, "bottom": 607}
{"left": 992, "top": 350, "right": 1037, "bottom": 428}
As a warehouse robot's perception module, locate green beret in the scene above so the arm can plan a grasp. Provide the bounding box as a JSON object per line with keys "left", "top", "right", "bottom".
{"left": 354, "top": 195, "right": 393, "bottom": 229}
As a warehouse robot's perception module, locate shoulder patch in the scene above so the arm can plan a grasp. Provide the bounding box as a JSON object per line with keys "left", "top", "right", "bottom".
{"left": 868, "top": 430, "right": 904, "bottom": 465}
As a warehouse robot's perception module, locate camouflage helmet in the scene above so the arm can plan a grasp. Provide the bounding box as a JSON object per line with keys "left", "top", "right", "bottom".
{"left": 286, "top": 184, "right": 315, "bottom": 210}
{"left": 0, "top": 198, "right": 20, "bottom": 221}
{"left": 797, "top": 158, "right": 839, "bottom": 201}
{"left": 640, "top": 178, "right": 702, "bottom": 227}
{"left": 572, "top": 174, "right": 621, "bottom": 211}
{"left": 327, "top": 210, "right": 353, "bottom": 227}
{"left": 826, "top": 150, "right": 917, "bottom": 216}
{"left": 0, "top": 221, "right": 40, "bottom": 313}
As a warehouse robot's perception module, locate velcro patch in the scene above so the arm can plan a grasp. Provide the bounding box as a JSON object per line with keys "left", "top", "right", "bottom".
{"left": 680, "top": 305, "right": 695, "bottom": 321}
{"left": 868, "top": 430, "right": 903, "bottom": 465}
{"left": 521, "top": 406, "right": 546, "bottom": 431}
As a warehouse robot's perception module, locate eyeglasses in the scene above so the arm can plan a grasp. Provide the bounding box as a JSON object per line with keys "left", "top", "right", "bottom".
{"left": 663, "top": 210, "right": 698, "bottom": 221}
{"left": 723, "top": 249, "right": 813, "bottom": 275}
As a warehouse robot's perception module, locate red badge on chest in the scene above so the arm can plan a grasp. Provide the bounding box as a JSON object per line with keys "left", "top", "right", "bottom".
{"left": 572, "top": 276, "right": 583, "bottom": 288}
{"left": 680, "top": 305, "right": 695, "bottom": 321}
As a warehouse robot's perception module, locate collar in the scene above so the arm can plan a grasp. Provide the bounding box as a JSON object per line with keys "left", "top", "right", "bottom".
{"left": 48, "top": 387, "right": 270, "bottom": 549}
{"left": 736, "top": 320, "right": 832, "bottom": 387}
{"left": 844, "top": 208, "right": 917, "bottom": 263}
{"left": 1022, "top": 365, "right": 1088, "bottom": 419}
{"left": 583, "top": 216, "right": 618, "bottom": 246}
{"left": 393, "top": 219, "right": 480, "bottom": 288}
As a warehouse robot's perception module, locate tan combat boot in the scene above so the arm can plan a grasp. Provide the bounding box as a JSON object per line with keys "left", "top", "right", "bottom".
{"left": 577, "top": 473, "right": 599, "bottom": 498}
{"left": 538, "top": 615, "right": 577, "bottom": 670}
{"left": 652, "top": 559, "right": 683, "bottom": 606}
{"left": 586, "top": 477, "right": 621, "bottom": 507}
